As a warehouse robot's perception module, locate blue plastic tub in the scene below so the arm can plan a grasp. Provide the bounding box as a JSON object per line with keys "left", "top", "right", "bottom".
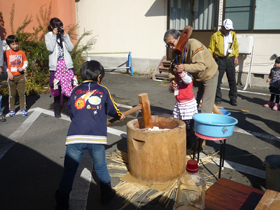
{"left": 218, "top": 109, "right": 231, "bottom": 116}
{"left": 193, "top": 113, "right": 238, "bottom": 137}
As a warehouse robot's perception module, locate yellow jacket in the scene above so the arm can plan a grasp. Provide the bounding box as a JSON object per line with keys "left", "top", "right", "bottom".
{"left": 208, "top": 30, "right": 239, "bottom": 58}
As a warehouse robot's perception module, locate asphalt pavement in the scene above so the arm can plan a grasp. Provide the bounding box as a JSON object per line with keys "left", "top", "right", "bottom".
{"left": 0, "top": 71, "right": 280, "bottom": 210}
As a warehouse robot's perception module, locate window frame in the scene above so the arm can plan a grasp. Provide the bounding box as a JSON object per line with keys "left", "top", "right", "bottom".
{"left": 223, "top": 0, "right": 280, "bottom": 33}
{"left": 167, "top": 0, "right": 219, "bottom": 32}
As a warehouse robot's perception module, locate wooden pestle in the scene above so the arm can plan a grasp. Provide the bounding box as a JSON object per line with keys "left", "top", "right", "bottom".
{"left": 174, "top": 25, "right": 193, "bottom": 64}
{"left": 138, "top": 93, "right": 153, "bottom": 129}
{"left": 213, "top": 104, "right": 223, "bottom": 115}
{"left": 107, "top": 93, "right": 153, "bottom": 128}
{"left": 107, "top": 104, "right": 142, "bottom": 125}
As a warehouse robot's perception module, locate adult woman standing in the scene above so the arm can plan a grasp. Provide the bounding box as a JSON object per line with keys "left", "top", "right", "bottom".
{"left": 45, "top": 17, "right": 76, "bottom": 118}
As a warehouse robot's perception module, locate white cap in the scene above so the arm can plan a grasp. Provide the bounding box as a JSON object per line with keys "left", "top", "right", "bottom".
{"left": 223, "top": 19, "right": 234, "bottom": 30}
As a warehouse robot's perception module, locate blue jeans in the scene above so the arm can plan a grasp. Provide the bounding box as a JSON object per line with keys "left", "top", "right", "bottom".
{"left": 0, "top": 94, "right": 3, "bottom": 115}
{"left": 58, "top": 143, "right": 111, "bottom": 195}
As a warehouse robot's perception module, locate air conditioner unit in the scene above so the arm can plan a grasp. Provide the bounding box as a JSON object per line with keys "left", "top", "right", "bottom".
{"left": 236, "top": 34, "right": 254, "bottom": 54}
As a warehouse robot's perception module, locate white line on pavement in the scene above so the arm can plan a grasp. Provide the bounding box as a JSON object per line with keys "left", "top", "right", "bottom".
{"left": 234, "top": 127, "right": 280, "bottom": 142}
{"left": 69, "top": 167, "right": 92, "bottom": 210}
{"left": 221, "top": 87, "right": 270, "bottom": 96}
{"left": 198, "top": 154, "right": 266, "bottom": 179}
{"left": 107, "top": 127, "right": 127, "bottom": 138}
{"left": 117, "top": 104, "right": 134, "bottom": 109}
{"left": 0, "top": 110, "right": 41, "bottom": 160}
{"left": 224, "top": 160, "right": 266, "bottom": 179}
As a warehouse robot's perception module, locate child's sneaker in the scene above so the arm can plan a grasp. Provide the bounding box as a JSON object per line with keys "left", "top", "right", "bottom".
{"left": 0, "top": 114, "right": 6, "bottom": 122}
{"left": 20, "top": 109, "right": 28, "bottom": 116}
{"left": 264, "top": 101, "right": 273, "bottom": 108}
{"left": 273, "top": 103, "right": 279, "bottom": 111}
{"left": 9, "top": 110, "right": 15, "bottom": 117}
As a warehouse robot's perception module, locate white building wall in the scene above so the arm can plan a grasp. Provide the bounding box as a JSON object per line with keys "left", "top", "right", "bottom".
{"left": 239, "top": 34, "right": 280, "bottom": 75}
{"left": 75, "top": 0, "right": 167, "bottom": 74}
{"left": 235, "top": 34, "right": 280, "bottom": 88}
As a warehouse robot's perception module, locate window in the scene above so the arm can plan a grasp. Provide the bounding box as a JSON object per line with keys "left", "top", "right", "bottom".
{"left": 254, "top": 0, "right": 280, "bottom": 30}
{"left": 224, "top": 0, "right": 254, "bottom": 30}
{"left": 170, "top": 0, "right": 218, "bottom": 30}
{"left": 170, "top": 0, "right": 191, "bottom": 29}
{"left": 224, "top": 0, "right": 280, "bottom": 31}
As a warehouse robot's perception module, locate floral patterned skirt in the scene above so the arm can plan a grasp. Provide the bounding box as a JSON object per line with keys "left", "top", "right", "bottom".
{"left": 49, "top": 60, "right": 75, "bottom": 98}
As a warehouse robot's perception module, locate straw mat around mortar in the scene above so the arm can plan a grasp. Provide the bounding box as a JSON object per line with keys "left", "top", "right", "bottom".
{"left": 106, "top": 149, "right": 216, "bottom": 209}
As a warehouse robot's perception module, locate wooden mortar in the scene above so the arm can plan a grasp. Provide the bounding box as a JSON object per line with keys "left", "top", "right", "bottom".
{"left": 127, "top": 115, "right": 186, "bottom": 183}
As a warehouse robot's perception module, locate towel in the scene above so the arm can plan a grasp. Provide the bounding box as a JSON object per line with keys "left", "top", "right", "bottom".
{"left": 223, "top": 31, "right": 232, "bottom": 56}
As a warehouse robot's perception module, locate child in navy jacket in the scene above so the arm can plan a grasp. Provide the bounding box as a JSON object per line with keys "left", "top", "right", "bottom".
{"left": 55, "top": 60, "right": 125, "bottom": 209}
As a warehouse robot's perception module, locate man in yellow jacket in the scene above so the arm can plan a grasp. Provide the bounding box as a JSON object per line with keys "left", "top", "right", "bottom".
{"left": 208, "top": 19, "right": 239, "bottom": 106}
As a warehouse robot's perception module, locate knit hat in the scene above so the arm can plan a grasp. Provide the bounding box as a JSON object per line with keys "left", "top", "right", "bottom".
{"left": 223, "top": 19, "right": 234, "bottom": 30}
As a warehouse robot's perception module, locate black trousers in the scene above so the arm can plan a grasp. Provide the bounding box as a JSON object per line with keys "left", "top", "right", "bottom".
{"left": 184, "top": 119, "right": 196, "bottom": 149}
{"left": 53, "top": 86, "right": 69, "bottom": 116}
{"left": 215, "top": 56, "right": 237, "bottom": 103}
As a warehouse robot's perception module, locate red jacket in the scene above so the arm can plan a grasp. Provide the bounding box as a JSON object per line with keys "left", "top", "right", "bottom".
{"left": 175, "top": 71, "right": 194, "bottom": 103}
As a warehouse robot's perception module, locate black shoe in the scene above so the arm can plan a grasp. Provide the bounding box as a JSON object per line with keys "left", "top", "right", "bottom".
{"left": 55, "top": 113, "right": 62, "bottom": 118}
{"left": 100, "top": 182, "right": 116, "bottom": 205}
{"left": 215, "top": 101, "right": 222, "bottom": 105}
{"left": 0, "top": 114, "right": 6, "bottom": 122}
{"left": 55, "top": 190, "right": 69, "bottom": 210}
{"left": 54, "top": 103, "right": 61, "bottom": 118}
{"left": 230, "top": 101, "right": 237, "bottom": 106}
{"left": 101, "top": 188, "right": 116, "bottom": 205}
{"left": 62, "top": 100, "right": 69, "bottom": 116}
